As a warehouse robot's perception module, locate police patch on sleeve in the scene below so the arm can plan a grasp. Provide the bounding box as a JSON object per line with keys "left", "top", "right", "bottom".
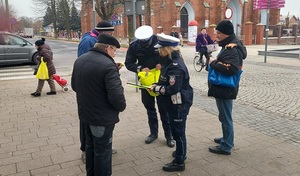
{"left": 169, "top": 75, "right": 176, "bottom": 85}
{"left": 160, "top": 86, "right": 165, "bottom": 95}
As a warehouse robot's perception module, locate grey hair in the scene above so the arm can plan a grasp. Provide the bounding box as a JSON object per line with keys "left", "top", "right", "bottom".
{"left": 93, "top": 43, "right": 109, "bottom": 52}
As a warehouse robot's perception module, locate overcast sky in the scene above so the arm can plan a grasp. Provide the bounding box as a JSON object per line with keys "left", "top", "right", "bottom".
{"left": 8, "top": 0, "right": 300, "bottom": 19}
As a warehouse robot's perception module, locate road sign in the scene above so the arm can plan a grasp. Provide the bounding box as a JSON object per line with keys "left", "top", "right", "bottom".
{"left": 110, "top": 20, "right": 121, "bottom": 26}
{"left": 111, "top": 14, "right": 117, "bottom": 20}
{"left": 9, "top": 18, "right": 17, "bottom": 25}
{"left": 225, "top": 7, "right": 233, "bottom": 19}
{"left": 124, "top": 0, "right": 146, "bottom": 15}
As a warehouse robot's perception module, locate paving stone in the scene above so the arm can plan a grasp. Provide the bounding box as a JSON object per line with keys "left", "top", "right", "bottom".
{"left": 0, "top": 45, "right": 300, "bottom": 175}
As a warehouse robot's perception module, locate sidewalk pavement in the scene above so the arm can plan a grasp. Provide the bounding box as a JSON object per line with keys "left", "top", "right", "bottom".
{"left": 0, "top": 45, "right": 300, "bottom": 176}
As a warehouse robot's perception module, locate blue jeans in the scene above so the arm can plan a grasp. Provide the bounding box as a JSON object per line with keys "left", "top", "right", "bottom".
{"left": 84, "top": 123, "right": 114, "bottom": 176}
{"left": 215, "top": 99, "right": 234, "bottom": 152}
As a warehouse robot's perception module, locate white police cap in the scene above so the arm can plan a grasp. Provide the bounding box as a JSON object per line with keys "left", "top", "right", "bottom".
{"left": 134, "top": 25, "right": 153, "bottom": 40}
{"left": 154, "top": 33, "right": 180, "bottom": 48}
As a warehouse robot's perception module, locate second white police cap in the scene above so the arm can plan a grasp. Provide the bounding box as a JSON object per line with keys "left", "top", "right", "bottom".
{"left": 154, "top": 33, "right": 180, "bottom": 48}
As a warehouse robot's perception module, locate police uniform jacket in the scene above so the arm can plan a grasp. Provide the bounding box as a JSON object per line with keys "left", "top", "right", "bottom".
{"left": 71, "top": 48, "right": 126, "bottom": 126}
{"left": 208, "top": 34, "right": 247, "bottom": 99}
{"left": 125, "top": 35, "right": 160, "bottom": 73}
{"left": 154, "top": 51, "right": 193, "bottom": 109}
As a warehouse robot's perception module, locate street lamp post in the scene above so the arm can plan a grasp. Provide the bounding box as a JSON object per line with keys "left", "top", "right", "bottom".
{"left": 93, "top": 0, "right": 96, "bottom": 28}
{"left": 132, "top": 0, "right": 136, "bottom": 33}
{"left": 264, "top": 7, "right": 270, "bottom": 63}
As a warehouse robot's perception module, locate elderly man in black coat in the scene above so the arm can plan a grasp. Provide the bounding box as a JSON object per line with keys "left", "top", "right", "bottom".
{"left": 72, "top": 34, "right": 126, "bottom": 176}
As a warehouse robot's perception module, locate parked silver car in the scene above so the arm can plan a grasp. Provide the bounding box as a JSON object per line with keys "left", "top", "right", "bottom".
{"left": 0, "top": 31, "right": 38, "bottom": 66}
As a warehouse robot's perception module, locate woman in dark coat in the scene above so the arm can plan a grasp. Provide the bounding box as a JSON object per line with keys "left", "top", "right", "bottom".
{"left": 31, "top": 38, "right": 56, "bottom": 97}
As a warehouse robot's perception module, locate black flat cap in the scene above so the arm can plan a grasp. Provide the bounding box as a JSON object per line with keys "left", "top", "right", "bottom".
{"left": 95, "top": 21, "right": 114, "bottom": 31}
{"left": 97, "top": 34, "right": 120, "bottom": 48}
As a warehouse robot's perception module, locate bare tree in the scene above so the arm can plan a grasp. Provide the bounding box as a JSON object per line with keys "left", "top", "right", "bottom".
{"left": 83, "top": 0, "right": 124, "bottom": 20}
{"left": 31, "top": 0, "right": 58, "bottom": 37}
{"left": 32, "top": 0, "right": 81, "bottom": 38}
{"left": 144, "top": 0, "right": 151, "bottom": 25}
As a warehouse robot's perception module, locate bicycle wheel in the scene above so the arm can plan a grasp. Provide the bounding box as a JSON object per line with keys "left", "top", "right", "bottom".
{"left": 193, "top": 55, "right": 204, "bottom": 72}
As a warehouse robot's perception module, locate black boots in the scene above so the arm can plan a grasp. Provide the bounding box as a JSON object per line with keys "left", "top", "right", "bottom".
{"left": 31, "top": 92, "right": 41, "bottom": 97}
{"left": 162, "top": 160, "right": 185, "bottom": 172}
{"left": 145, "top": 134, "right": 158, "bottom": 144}
{"left": 46, "top": 91, "right": 57, "bottom": 95}
{"left": 166, "top": 139, "right": 175, "bottom": 148}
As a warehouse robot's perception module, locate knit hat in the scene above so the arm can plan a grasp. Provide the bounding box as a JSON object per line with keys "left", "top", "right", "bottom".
{"left": 35, "top": 38, "right": 45, "bottom": 46}
{"left": 95, "top": 21, "right": 114, "bottom": 31}
{"left": 97, "top": 33, "right": 120, "bottom": 48}
{"left": 216, "top": 20, "right": 234, "bottom": 35}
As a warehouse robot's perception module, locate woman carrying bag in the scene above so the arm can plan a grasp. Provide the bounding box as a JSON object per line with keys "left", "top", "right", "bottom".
{"left": 31, "top": 38, "right": 56, "bottom": 97}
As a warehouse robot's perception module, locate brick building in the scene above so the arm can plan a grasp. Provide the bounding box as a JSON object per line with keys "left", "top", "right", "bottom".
{"left": 81, "top": 0, "right": 280, "bottom": 41}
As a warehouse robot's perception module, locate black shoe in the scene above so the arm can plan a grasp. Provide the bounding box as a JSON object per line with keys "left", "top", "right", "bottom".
{"left": 214, "top": 137, "right": 221, "bottom": 144}
{"left": 172, "top": 151, "right": 176, "bottom": 158}
{"left": 145, "top": 134, "right": 158, "bottom": 144}
{"left": 31, "top": 92, "right": 41, "bottom": 97}
{"left": 166, "top": 139, "right": 175, "bottom": 148}
{"left": 46, "top": 91, "right": 56, "bottom": 95}
{"left": 209, "top": 146, "right": 231, "bottom": 155}
{"left": 162, "top": 161, "right": 185, "bottom": 172}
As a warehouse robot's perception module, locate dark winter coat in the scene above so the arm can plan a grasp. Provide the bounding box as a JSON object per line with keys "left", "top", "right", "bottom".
{"left": 125, "top": 35, "right": 160, "bottom": 73}
{"left": 37, "top": 44, "right": 56, "bottom": 76}
{"left": 155, "top": 51, "right": 193, "bottom": 109}
{"left": 71, "top": 48, "right": 126, "bottom": 126}
{"left": 208, "top": 34, "right": 247, "bottom": 99}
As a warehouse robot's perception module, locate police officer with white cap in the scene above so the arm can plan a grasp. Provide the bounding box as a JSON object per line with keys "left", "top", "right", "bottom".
{"left": 149, "top": 33, "right": 193, "bottom": 172}
{"left": 125, "top": 25, "right": 175, "bottom": 148}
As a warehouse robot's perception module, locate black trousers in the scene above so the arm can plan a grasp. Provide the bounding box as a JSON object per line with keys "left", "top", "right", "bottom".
{"left": 80, "top": 121, "right": 86, "bottom": 151}
{"left": 199, "top": 48, "right": 211, "bottom": 63}
{"left": 141, "top": 89, "right": 172, "bottom": 139}
{"left": 84, "top": 122, "right": 115, "bottom": 176}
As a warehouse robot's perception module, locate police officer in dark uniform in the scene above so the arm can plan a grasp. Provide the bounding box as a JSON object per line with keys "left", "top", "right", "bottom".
{"left": 125, "top": 25, "right": 175, "bottom": 148}
{"left": 150, "top": 34, "right": 193, "bottom": 172}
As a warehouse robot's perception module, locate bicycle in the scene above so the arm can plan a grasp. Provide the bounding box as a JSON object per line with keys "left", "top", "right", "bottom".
{"left": 193, "top": 51, "right": 212, "bottom": 72}
{"left": 193, "top": 44, "right": 218, "bottom": 72}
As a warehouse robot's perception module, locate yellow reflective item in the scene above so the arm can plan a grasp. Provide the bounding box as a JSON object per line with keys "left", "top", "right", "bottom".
{"left": 35, "top": 57, "right": 49, "bottom": 80}
{"left": 138, "top": 68, "right": 160, "bottom": 96}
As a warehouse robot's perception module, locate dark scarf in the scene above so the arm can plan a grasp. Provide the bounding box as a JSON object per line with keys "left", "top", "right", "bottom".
{"left": 218, "top": 34, "right": 236, "bottom": 47}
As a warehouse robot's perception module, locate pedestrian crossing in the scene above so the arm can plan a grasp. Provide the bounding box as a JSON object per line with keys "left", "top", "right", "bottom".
{"left": 0, "top": 65, "right": 35, "bottom": 81}
{"left": 0, "top": 65, "right": 73, "bottom": 81}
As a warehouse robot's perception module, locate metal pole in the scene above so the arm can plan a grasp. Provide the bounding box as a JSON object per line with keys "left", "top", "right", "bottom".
{"left": 264, "top": 0, "right": 270, "bottom": 63}
{"left": 93, "top": 0, "right": 96, "bottom": 28}
{"left": 132, "top": 0, "right": 138, "bottom": 92}
{"left": 132, "top": 0, "right": 137, "bottom": 32}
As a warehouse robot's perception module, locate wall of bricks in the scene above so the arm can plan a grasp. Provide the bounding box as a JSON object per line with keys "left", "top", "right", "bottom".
{"left": 81, "top": 0, "right": 281, "bottom": 45}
